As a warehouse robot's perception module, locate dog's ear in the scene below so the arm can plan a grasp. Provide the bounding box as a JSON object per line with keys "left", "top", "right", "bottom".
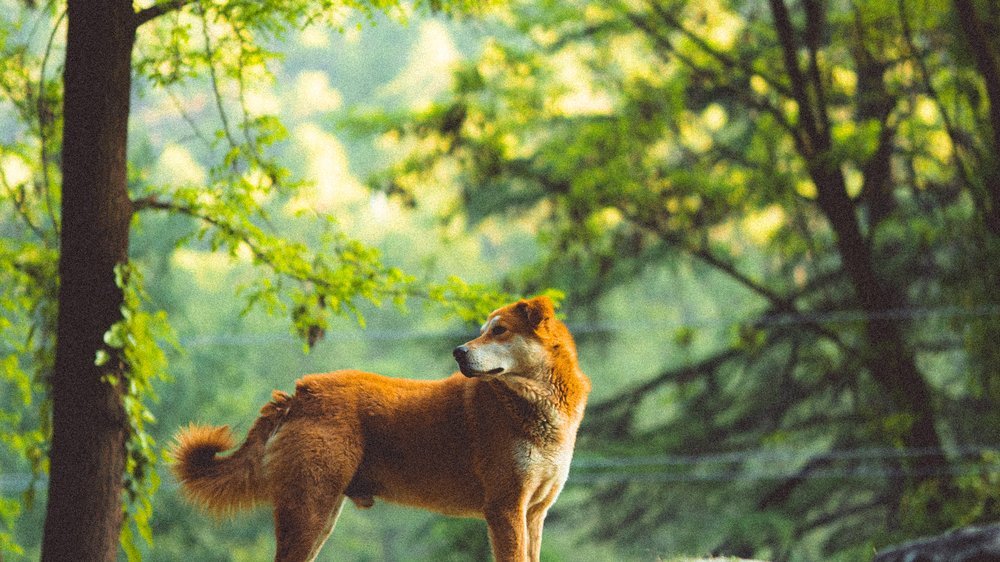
{"left": 515, "top": 296, "right": 554, "bottom": 329}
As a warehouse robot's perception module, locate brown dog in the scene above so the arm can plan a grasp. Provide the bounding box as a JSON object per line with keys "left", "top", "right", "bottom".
{"left": 171, "top": 296, "right": 590, "bottom": 562}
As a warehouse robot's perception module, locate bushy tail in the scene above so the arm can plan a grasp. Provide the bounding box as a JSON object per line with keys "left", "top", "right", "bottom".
{"left": 170, "top": 390, "right": 292, "bottom": 516}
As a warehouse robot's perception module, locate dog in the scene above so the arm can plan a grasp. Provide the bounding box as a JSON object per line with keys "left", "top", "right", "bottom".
{"left": 171, "top": 296, "right": 590, "bottom": 562}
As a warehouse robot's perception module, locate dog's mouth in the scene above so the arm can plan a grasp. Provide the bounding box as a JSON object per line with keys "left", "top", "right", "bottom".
{"left": 459, "top": 366, "right": 505, "bottom": 378}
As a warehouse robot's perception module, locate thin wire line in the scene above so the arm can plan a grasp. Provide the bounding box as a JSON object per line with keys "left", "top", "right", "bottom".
{"left": 566, "top": 463, "right": 996, "bottom": 485}
{"left": 2, "top": 446, "right": 997, "bottom": 492}
{"left": 173, "top": 304, "right": 1000, "bottom": 348}
{"left": 572, "top": 444, "right": 1000, "bottom": 469}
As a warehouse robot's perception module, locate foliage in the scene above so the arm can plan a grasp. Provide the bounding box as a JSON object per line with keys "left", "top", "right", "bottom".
{"left": 96, "top": 264, "right": 177, "bottom": 561}
{"left": 3, "top": 0, "right": 999, "bottom": 559}
{"left": 0, "top": 0, "right": 507, "bottom": 558}
{"left": 0, "top": 5, "right": 60, "bottom": 555}
{"left": 358, "top": 0, "right": 1000, "bottom": 559}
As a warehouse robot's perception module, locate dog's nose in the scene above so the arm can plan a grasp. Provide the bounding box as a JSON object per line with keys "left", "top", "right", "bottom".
{"left": 453, "top": 345, "right": 468, "bottom": 362}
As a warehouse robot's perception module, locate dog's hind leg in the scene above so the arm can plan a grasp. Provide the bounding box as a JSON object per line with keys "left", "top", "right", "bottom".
{"left": 273, "top": 488, "right": 346, "bottom": 562}
{"left": 269, "top": 425, "right": 361, "bottom": 562}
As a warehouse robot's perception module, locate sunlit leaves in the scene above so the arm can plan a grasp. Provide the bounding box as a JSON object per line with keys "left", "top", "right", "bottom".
{"left": 99, "top": 264, "right": 176, "bottom": 560}
{"left": 0, "top": 240, "right": 56, "bottom": 559}
{"left": 426, "top": 276, "right": 512, "bottom": 323}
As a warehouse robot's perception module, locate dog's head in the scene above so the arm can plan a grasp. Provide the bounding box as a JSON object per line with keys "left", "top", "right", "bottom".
{"left": 452, "top": 296, "right": 557, "bottom": 378}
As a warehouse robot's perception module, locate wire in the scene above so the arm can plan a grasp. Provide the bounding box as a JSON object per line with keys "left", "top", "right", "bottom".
{"left": 572, "top": 444, "right": 999, "bottom": 469}
{"left": 173, "top": 304, "right": 1000, "bottom": 348}
{"left": 2, "top": 445, "right": 997, "bottom": 493}
{"left": 566, "top": 462, "right": 996, "bottom": 485}
{"left": 567, "top": 445, "right": 1000, "bottom": 485}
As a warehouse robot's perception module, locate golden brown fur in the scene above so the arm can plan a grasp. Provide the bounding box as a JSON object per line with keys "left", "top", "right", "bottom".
{"left": 171, "top": 297, "right": 590, "bottom": 562}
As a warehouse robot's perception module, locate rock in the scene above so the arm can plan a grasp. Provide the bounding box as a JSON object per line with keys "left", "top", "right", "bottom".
{"left": 874, "top": 523, "right": 1000, "bottom": 562}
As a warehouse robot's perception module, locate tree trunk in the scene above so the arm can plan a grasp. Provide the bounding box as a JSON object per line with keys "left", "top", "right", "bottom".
{"left": 41, "top": 1, "right": 136, "bottom": 560}
{"left": 812, "top": 164, "right": 946, "bottom": 469}
{"left": 953, "top": 0, "right": 1000, "bottom": 237}
{"left": 768, "top": 0, "right": 946, "bottom": 474}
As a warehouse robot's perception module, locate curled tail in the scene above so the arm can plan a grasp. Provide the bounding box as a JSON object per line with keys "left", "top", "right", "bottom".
{"left": 170, "top": 390, "right": 292, "bottom": 516}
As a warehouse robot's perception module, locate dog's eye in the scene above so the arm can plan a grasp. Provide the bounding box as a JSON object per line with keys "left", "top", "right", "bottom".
{"left": 491, "top": 325, "right": 507, "bottom": 336}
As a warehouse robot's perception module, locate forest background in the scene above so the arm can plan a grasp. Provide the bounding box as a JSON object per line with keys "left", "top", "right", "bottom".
{"left": 2, "top": 0, "right": 1000, "bottom": 561}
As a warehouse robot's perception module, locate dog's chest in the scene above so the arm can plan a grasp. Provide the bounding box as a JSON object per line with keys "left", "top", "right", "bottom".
{"left": 514, "top": 416, "right": 579, "bottom": 483}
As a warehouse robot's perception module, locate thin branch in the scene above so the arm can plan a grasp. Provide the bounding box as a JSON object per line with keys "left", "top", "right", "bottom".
{"left": 134, "top": 0, "right": 197, "bottom": 28}
{"left": 898, "top": 0, "right": 976, "bottom": 193}
{"left": 624, "top": 7, "right": 807, "bottom": 151}
{"left": 235, "top": 30, "right": 261, "bottom": 154}
{"left": 768, "top": 0, "right": 820, "bottom": 154}
{"left": 953, "top": 0, "right": 1000, "bottom": 235}
{"left": 132, "top": 194, "right": 419, "bottom": 304}
{"left": 644, "top": 0, "right": 794, "bottom": 99}
{"left": 625, "top": 207, "right": 795, "bottom": 310}
{"left": 0, "top": 163, "right": 47, "bottom": 240}
{"left": 797, "top": 495, "right": 888, "bottom": 537}
{"left": 164, "top": 86, "right": 212, "bottom": 147}
{"left": 198, "top": 5, "right": 239, "bottom": 153}
{"left": 36, "top": 7, "right": 66, "bottom": 237}
{"left": 588, "top": 347, "right": 744, "bottom": 419}
{"left": 803, "top": 0, "right": 831, "bottom": 138}
{"left": 954, "top": 0, "right": 1000, "bottom": 156}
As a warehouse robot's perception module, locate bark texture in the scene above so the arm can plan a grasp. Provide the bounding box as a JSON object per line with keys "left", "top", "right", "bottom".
{"left": 41, "top": 1, "right": 137, "bottom": 560}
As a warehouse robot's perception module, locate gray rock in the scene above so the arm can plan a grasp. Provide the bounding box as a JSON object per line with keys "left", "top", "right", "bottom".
{"left": 874, "top": 524, "right": 1000, "bottom": 562}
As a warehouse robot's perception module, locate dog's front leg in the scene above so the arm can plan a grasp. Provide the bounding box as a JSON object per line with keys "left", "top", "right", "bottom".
{"left": 526, "top": 503, "right": 548, "bottom": 562}
{"left": 485, "top": 505, "right": 529, "bottom": 561}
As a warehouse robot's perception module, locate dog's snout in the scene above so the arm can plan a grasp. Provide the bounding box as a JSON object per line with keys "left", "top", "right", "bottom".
{"left": 453, "top": 345, "right": 469, "bottom": 362}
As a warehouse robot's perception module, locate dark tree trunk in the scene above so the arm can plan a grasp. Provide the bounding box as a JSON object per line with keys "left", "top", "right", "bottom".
{"left": 812, "top": 164, "right": 946, "bottom": 469}
{"left": 41, "top": 1, "right": 137, "bottom": 560}
{"left": 768, "top": 0, "right": 946, "bottom": 475}
{"left": 953, "top": 0, "right": 1000, "bottom": 237}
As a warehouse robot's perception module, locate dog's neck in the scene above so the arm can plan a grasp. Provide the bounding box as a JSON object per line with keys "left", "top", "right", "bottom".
{"left": 486, "top": 376, "right": 560, "bottom": 443}
{"left": 540, "top": 340, "right": 590, "bottom": 418}
{"left": 485, "top": 347, "right": 589, "bottom": 441}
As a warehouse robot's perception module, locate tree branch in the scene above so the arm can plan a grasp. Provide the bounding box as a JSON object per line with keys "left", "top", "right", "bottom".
{"left": 643, "top": 0, "right": 794, "bottom": 99}
{"left": 624, "top": 6, "right": 808, "bottom": 153}
{"left": 768, "top": 0, "right": 821, "bottom": 154}
{"left": 803, "top": 0, "right": 831, "bottom": 138}
{"left": 134, "top": 0, "right": 197, "bottom": 28}
{"left": 898, "top": 0, "right": 975, "bottom": 194}
{"left": 952, "top": 0, "right": 1000, "bottom": 236}
{"left": 585, "top": 347, "right": 744, "bottom": 438}
{"left": 37, "top": 8, "right": 66, "bottom": 237}
{"left": 197, "top": 4, "right": 240, "bottom": 152}
{"left": 131, "top": 194, "right": 421, "bottom": 311}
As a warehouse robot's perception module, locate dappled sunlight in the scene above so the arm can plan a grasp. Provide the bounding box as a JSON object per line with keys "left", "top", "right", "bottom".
{"left": 701, "top": 103, "right": 727, "bottom": 132}
{"left": 379, "top": 19, "right": 460, "bottom": 109}
{"left": 549, "top": 47, "right": 615, "bottom": 117}
{"left": 742, "top": 205, "right": 786, "bottom": 245}
{"left": 152, "top": 144, "right": 207, "bottom": 187}
{"left": 298, "top": 26, "right": 331, "bottom": 49}
{"left": 927, "top": 130, "right": 953, "bottom": 163}
{"left": 171, "top": 248, "right": 235, "bottom": 287}
{"left": 0, "top": 153, "right": 31, "bottom": 188}
{"left": 842, "top": 163, "right": 863, "bottom": 198}
{"left": 286, "top": 123, "right": 366, "bottom": 214}
{"left": 795, "top": 178, "right": 817, "bottom": 199}
{"left": 831, "top": 66, "right": 857, "bottom": 96}
{"left": 242, "top": 87, "right": 282, "bottom": 116}
{"left": 678, "top": 111, "right": 713, "bottom": 153}
{"left": 291, "top": 70, "right": 344, "bottom": 116}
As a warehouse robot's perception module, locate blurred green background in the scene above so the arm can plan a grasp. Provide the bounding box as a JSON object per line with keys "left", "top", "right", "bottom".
{"left": 4, "top": 0, "right": 1000, "bottom": 560}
